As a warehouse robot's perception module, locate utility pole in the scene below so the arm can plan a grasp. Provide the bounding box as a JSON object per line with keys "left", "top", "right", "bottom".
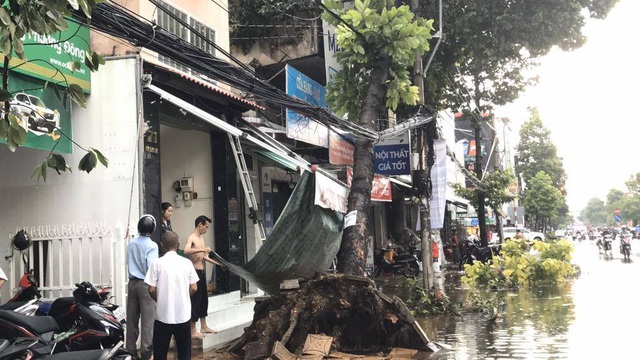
{"left": 410, "top": 0, "right": 433, "bottom": 290}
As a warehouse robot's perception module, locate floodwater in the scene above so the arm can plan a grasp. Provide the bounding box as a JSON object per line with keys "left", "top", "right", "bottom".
{"left": 419, "top": 239, "right": 640, "bottom": 359}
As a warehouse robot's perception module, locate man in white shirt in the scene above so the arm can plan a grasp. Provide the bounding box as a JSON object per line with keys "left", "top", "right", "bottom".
{"left": 145, "top": 231, "right": 199, "bottom": 360}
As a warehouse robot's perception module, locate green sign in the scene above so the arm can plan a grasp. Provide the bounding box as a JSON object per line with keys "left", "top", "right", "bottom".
{"left": 1, "top": 72, "right": 73, "bottom": 153}
{"left": 2, "top": 19, "right": 91, "bottom": 93}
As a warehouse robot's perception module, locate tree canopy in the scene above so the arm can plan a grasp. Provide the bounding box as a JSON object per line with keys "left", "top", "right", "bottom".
{"left": 523, "top": 171, "right": 564, "bottom": 230}
{"left": 453, "top": 168, "right": 515, "bottom": 212}
{"left": 579, "top": 198, "right": 607, "bottom": 227}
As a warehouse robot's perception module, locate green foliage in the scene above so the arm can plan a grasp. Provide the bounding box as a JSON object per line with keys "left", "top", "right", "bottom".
{"left": 580, "top": 198, "right": 607, "bottom": 226}
{"left": 405, "top": 278, "right": 460, "bottom": 316}
{"left": 523, "top": 171, "right": 564, "bottom": 228}
{"left": 515, "top": 108, "right": 567, "bottom": 189}
{"left": 452, "top": 168, "right": 515, "bottom": 213}
{"left": 417, "top": 0, "right": 618, "bottom": 112}
{"left": 228, "top": 0, "right": 318, "bottom": 54}
{"left": 462, "top": 239, "right": 578, "bottom": 289}
{"left": 323, "top": 0, "right": 434, "bottom": 121}
{"left": 1, "top": 0, "right": 107, "bottom": 179}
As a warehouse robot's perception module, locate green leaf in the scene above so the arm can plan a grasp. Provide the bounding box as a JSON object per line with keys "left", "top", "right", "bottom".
{"left": 68, "top": 0, "right": 80, "bottom": 10}
{"left": 0, "top": 8, "right": 11, "bottom": 26}
{"left": 0, "top": 89, "right": 12, "bottom": 101}
{"left": 68, "top": 60, "right": 82, "bottom": 72}
{"left": 79, "top": 0, "right": 92, "bottom": 18}
{"left": 13, "top": 38, "right": 25, "bottom": 60}
{"left": 92, "top": 148, "right": 109, "bottom": 167}
{"left": 67, "top": 84, "right": 86, "bottom": 107}
{"left": 47, "top": 153, "right": 70, "bottom": 174}
{"left": 0, "top": 117, "right": 8, "bottom": 139}
{"left": 78, "top": 150, "right": 98, "bottom": 173}
{"left": 51, "top": 84, "right": 62, "bottom": 101}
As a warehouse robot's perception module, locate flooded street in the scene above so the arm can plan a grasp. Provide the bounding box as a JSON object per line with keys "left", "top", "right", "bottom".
{"left": 420, "top": 239, "right": 640, "bottom": 359}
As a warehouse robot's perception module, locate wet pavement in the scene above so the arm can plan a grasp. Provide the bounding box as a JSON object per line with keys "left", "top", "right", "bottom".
{"left": 418, "top": 238, "right": 640, "bottom": 359}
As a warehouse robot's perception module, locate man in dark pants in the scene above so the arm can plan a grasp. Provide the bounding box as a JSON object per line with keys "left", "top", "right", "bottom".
{"left": 126, "top": 215, "right": 159, "bottom": 360}
{"left": 146, "top": 231, "right": 198, "bottom": 360}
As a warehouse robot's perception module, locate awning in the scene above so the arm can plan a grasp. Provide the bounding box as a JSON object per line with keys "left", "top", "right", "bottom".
{"left": 446, "top": 188, "right": 471, "bottom": 209}
{"left": 145, "top": 83, "right": 311, "bottom": 172}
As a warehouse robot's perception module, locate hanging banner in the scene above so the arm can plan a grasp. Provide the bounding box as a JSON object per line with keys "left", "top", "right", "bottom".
{"left": 429, "top": 139, "right": 447, "bottom": 229}
{"left": 329, "top": 130, "right": 354, "bottom": 165}
{"left": 314, "top": 171, "right": 348, "bottom": 213}
{"left": 323, "top": 20, "right": 342, "bottom": 85}
{"left": 285, "top": 64, "right": 329, "bottom": 148}
{"left": 3, "top": 19, "right": 92, "bottom": 93}
{"left": 1, "top": 72, "right": 72, "bottom": 153}
{"left": 346, "top": 167, "right": 392, "bottom": 202}
{"left": 373, "top": 131, "right": 411, "bottom": 175}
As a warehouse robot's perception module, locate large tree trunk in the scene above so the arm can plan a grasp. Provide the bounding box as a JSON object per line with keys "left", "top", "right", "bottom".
{"left": 337, "top": 55, "right": 391, "bottom": 275}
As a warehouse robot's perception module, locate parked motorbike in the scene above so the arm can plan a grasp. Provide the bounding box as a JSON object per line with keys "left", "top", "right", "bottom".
{"left": 0, "top": 338, "right": 132, "bottom": 360}
{"left": 373, "top": 244, "right": 420, "bottom": 278}
{"left": 0, "top": 282, "right": 127, "bottom": 357}
{"left": 458, "top": 237, "right": 500, "bottom": 270}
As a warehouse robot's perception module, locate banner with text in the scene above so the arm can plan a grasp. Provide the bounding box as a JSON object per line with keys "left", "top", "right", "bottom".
{"left": 329, "top": 130, "right": 355, "bottom": 165}
{"left": 429, "top": 139, "right": 447, "bottom": 229}
{"left": 373, "top": 131, "right": 411, "bottom": 176}
{"left": 285, "top": 64, "right": 329, "bottom": 148}
{"left": 323, "top": 20, "right": 342, "bottom": 85}
{"left": 2, "top": 19, "right": 92, "bottom": 93}
{"left": 314, "top": 171, "right": 349, "bottom": 213}
{"left": 346, "top": 167, "right": 392, "bottom": 202}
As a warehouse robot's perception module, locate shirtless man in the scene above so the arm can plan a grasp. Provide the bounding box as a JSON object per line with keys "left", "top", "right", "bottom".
{"left": 183, "top": 215, "right": 224, "bottom": 339}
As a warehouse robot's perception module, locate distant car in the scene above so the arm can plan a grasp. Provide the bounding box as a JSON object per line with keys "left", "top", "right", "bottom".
{"left": 502, "top": 227, "right": 545, "bottom": 241}
{"left": 554, "top": 229, "right": 566, "bottom": 237}
{"left": 9, "top": 92, "right": 60, "bottom": 133}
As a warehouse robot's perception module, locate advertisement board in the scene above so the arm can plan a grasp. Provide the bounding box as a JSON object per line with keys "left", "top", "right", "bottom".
{"left": 3, "top": 19, "right": 92, "bottom": 93}
{"left": 285, "top": 64, "right": 329, "bottom": 148}
{"left": 2, "top": 72, "right": 72, "bottom": 153}
{"left": 373, "top": 131, "right": 411, "bottom": 176}
{"left": 314, "top": 171, "right": 349, "bottom": 213}
{"left": 346, "top": 167, "right": 392, "bottom": 202}
{"left": 329, "top": 130, "right": 354, "bottom": 165}
{"left": 323, "top": 20, "right": 342, "bottom": 85}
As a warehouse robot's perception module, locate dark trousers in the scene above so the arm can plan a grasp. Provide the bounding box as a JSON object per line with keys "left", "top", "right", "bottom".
{"left": 191, "top": 269, "right": 208, "bottom": 322}
{"left": 152, "top": 320, "right": 191, "bottom": 360}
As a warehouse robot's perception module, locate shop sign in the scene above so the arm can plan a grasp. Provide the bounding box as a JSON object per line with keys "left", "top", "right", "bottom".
{"left": 3, "top": 20, "right": 92, "bottom": 93}
{"left": 346, "top": 167, "right": 392, "bottom": 202}
{"left": 314, "top": 171, "right": 348, "bottom": 213}
{"left": 1, "top": 73, "right": 73, "bottom": 153}
{"left": 329, "top": 130, "right": 354, "bottom": 165}
{"left": 285, "top": 64, "right": 328, "bottom": 148}
{"left": 373, "top": 132, "right": 411, "bottom": 175}
{"left": 322, "top": 20, "right": 342, "bottom": 85}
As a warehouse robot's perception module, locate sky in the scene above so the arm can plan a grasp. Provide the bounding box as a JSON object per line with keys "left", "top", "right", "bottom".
{"left": 496, "top": 0, "right": 640, "bottom": 216}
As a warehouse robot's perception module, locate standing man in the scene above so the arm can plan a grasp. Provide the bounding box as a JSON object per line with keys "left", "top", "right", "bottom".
{"left": 126, "top": 215, "right": 159, "bottom": 360}
{"left": 146, "top": 231, "right": 198, "bottom": 360}
{"left": 184, "top": 215, "right": 224, "bottom": 339}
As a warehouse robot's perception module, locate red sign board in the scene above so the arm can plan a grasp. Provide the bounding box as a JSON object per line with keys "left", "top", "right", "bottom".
{"left": 346, "top": 168, "right": 392, "bottom": 202}
{"left": 329, "top": 131, "right": 355, "bottom": 166}
{"left": 614, "top": 208, "right": 621, "bottom": 215}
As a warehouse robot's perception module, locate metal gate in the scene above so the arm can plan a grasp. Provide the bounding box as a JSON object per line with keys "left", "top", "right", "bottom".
{"left": 8, "top": 223, "right": 127, "bottom": 308}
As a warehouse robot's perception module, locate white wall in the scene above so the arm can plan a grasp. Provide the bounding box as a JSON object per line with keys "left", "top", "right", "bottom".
{"left": 0, "top": 57, "right": 141, "bottom": 301}
{"left": 159, "top": 124, "right": 214, "bottom": 269}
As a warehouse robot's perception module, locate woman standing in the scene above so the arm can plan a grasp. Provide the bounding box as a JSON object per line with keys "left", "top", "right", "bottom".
{"left": 161, "top": 202, "right": 173, "bottom": 234}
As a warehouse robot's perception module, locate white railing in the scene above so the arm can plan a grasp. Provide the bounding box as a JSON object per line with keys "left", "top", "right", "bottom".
{"left": 7, "top": 223, "right": 128, "bottom": 308}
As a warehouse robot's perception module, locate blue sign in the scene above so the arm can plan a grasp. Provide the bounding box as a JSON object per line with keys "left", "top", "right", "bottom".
{"left": 285, "top": 64, "right": 329, "bottom": 148}
{"left": 615, "top": 215, "right": 622, "bottom": 222}
{"left": 373, "top": 132, "right": 411, "bottom": 175}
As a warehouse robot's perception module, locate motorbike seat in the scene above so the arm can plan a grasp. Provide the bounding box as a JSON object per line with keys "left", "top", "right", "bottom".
{"left": 40, "top": 348, "right": 112, "bottom": 360}
{"left": 48, "top": 297, "right": 75, "bottom": 319}
{"left": 0, "top": 301, "right": 28, "bottom": 311}
{"left": 0, "top": 310, "right": 59, "bottom": 335}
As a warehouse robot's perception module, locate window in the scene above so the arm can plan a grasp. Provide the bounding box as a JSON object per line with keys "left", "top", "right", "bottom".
{"left": 156, "top": 1, "right": 216, "bottom": 74}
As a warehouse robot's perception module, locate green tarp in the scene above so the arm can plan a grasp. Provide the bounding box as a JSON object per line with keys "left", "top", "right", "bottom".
{"left": 211, "top": 172, "right": 344, "bottom": 294}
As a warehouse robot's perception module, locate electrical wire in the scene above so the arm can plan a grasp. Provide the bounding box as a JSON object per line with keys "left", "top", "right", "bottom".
{"left": 77, "top": 2, "right": 379, "bottom": 140}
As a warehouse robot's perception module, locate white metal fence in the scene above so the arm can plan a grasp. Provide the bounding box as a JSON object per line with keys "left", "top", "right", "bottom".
{"left": 8, "top": 223, "right": 128, "bottom": 308}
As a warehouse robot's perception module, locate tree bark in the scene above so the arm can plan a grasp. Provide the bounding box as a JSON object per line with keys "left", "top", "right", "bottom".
{"left": 474, "top": 124, "right": 488, "bottom": 247}
{"left": 337, "top": 55, "right": 391, "bottom": 275}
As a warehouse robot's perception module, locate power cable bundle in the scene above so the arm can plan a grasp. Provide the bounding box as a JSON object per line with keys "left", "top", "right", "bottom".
{"left": 74, "top": 1, "right": 379, "bottom": 140}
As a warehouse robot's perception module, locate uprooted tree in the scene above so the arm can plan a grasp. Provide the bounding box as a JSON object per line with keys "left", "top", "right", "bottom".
{"left": 323, "top": 0, "right": 434, "bottom": 276}
{"left": 0, "top": 0, "right": 108, "bottom": 181}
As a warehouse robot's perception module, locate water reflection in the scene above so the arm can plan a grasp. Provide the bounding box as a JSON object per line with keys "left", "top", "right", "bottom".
{"left": 419, "top": 241, "right": 640, "bottom": 359}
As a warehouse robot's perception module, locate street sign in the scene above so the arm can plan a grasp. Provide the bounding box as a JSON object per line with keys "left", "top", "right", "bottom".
{"left": 373, "top": 132, "right": 411, "bottom": 175}
{"left": 614, "top": 208, "right": 621, "bottom": 215}
{"left": 615, "top": 215, "right": 622, "bottom": 222}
